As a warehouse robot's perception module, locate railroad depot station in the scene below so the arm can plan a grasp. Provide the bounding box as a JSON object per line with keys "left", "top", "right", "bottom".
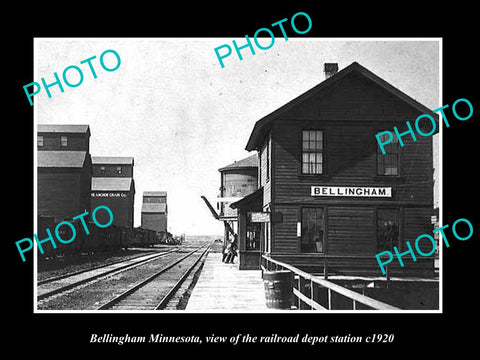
{"left": 201, "top": 62, "right": 439, "bottom": 310}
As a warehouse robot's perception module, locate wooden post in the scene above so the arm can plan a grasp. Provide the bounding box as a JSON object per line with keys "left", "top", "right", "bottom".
{"left": 386, "top": 264, "right": 390, "bottom": 288}
{"left": 238, "top": 210, "right": 247, "bottom": 269}
{"left": 298, "top": 277, "right": 308, "bottom": 310}
{"left": 324, "top": 258, "right": 329, "bottom": 280}
{"left": 311, "top": 281, "right": 322, "bottom": 309}
{"left": 327, "top": 288, "right": 332, "bottom": 310}
{"left": 310, "top": 279, "right": 314, "bottom": 310}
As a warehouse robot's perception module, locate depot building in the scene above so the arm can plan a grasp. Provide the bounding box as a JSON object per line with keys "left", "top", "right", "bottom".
{"left": 232, "top": 62, "right": 438, "bottom": 277}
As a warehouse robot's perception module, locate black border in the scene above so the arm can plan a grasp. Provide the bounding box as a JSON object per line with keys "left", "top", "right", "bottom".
{"left": 7, "top": 3, "right": 479, "bottom": 355}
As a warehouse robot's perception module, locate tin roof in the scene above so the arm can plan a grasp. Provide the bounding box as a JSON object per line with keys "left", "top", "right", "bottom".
{"left": 92, "top": 156, "right": 134, "bottom": 165}
{"left": 218, "top": 154, "right": 259, "bottom": 172}
{"left": 91, "top": 177, "right": 134, "bottom": 191}
{"left": 141, "top": 203, "right": 167, "bottom": 213}
{"left": 38, "top": 124, "right": 90, "bottom": 134}
{"left": 143, "top": 191, "right": 167, "bottom": 197}
{"left": 37, "top": 151, "right": 87, "bottom": 168}
{"left": 229, "top": 187, "right": 263, "bottom": 210}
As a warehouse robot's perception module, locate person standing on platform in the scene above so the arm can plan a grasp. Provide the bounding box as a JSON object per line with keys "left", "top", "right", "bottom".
{"left": 225, "top": 237, "right": 238, "bottom": 264}
{"left": 222, "top": 241, "right": 231, "bottom": 262}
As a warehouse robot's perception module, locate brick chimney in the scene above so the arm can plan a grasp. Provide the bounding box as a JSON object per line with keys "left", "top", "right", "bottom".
{"left": 324, "top": 63, "right": 338, "bottom": 79}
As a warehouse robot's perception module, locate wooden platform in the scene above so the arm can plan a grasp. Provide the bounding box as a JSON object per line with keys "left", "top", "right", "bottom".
{"left": 186, "top": 252, "right": 274, "bottom": 312}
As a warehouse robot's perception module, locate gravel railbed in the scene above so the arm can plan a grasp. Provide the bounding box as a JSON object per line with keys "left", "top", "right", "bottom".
{"left": 37, "top": 251, "right": 189, "bottom": 310}
{"left": 36, "top": 246, "right": 175, "bottom": 282}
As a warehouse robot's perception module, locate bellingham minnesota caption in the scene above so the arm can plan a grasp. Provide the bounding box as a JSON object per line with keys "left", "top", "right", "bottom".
{"left": 90, "top": 333, "right": 394, "bottom": 345}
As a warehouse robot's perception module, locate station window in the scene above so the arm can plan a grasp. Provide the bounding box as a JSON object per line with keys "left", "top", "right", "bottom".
{"left": 37, "top": 135, "right": 44, "bottom": 147}
{"left": 60, "top": 136, "right": 68, "bottom": 147}
{"left": 377, "top": 134, "right": 399, "bottom": 175}
{"left": 246, "top": 223, "right": 261, "bottom": 250}
{"left": 301, "top": 207, "right": 325, "bottom": 253}
{"left": 302, "top": 130, "right": 323, "bottom": 174}
{"left": 376, "top": 208, "right": 400, "bottom": 252}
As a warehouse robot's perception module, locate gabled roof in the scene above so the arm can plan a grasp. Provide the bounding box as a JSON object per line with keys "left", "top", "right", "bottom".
{"left": 92, "top": 156, "right": 134, "bottom": 165}
{"left": 37, "top": 151, "right": 87, "bottom": 168}
{"left": 245, "top": 61, "right": 437, "bottom": 151}
{"left": 92, "top": 177, "right": 134, "bottom": 192}
{"left": 38, "top": 124, "right": 90, "bottom": 135}
{"left": 218, "top": 154, "right": 259, "bottom": 172}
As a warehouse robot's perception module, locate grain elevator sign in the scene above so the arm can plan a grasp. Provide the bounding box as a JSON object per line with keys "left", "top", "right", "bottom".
{"left": 91, "top": 192, "right": 127, "bottom": 198}
{"left": 311, "top": 186, "right": 392, "bottom": 197}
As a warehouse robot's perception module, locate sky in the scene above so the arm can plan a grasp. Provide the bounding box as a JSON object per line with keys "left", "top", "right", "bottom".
{"left": 34, "top": 38, "right": 440, "bottom": 235}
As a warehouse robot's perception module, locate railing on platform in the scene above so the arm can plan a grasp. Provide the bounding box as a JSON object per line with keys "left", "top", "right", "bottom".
{"left": 261, "top": 255, "right": 400, "bottom": 311}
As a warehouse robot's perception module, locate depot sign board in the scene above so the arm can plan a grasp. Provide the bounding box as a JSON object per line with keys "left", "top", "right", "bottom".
{"left": 311, "top": 186, "right": 392, "bottom": 197}
{"left": 249, "top": 212, "right": 283, "bottom": 223}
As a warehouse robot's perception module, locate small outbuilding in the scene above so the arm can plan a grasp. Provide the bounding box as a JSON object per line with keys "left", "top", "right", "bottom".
{"left": 141, "top": 191, "right": 168, "bottom": 232}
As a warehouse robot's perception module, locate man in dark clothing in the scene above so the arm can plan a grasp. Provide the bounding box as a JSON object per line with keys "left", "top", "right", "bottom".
{"left": 222, "top": 243, "right": 229, "bottom": 262}
{"left": 223, "top": 236, "right": 238, "bottom": 264}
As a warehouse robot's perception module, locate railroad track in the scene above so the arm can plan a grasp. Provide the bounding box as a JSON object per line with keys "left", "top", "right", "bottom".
{"left": 98, "top": 244, "right": 210, "bottom": 310}
{"left": 37, "top": 248, "right": 182, "bottom": 301}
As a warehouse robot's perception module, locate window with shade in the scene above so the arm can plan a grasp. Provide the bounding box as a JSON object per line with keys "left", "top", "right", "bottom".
{"left": 301, "top": 207, "right": 325, "bottom": 253}
{"left": 302, "top": 130, "right": 324, "bottom": 174}
{"left": 376, "top": 208, "right": 400, "bottom": 252}
{"left": 377, "top": 134, "right": 399, "bottom": 176}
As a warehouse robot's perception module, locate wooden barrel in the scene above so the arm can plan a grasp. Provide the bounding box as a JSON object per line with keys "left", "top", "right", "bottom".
{"left": 262, "top": 270, "right": 293, "bottom": 309}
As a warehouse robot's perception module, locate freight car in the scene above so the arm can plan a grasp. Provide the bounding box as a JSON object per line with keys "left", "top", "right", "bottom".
{"left": 36, "top": 216, "right": 180, "bottom": 259}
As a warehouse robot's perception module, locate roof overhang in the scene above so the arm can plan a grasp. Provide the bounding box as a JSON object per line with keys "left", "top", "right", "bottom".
{"left": 230, "top": 187, "right": 263, "bottom": 210}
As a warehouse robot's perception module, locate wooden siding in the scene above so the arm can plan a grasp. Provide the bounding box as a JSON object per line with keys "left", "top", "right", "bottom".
{"left": 270, "top": 253, "right": 434, "bottom": 277}
{"left": 267, "top": 205, "right": 436, "bottom": 276}
{"left": 92, "top": 164, "right": 133, "bottom": 178}
{"left": 273, "top": 206, "right": 376, "bottom": 255}
{"left": 271, "top": 205, "right": 299, "bottom": 253}
{"left": 279, "top": 71, "right": 425, "bottom": 123}
{"left": 38, "top": 133, "right": 89, "bottom": 152}
{"left": 328, "top": 207, "right": 375, "bottom": 255}
{"left": 38, "top": 170, "right": 85, "bottom": 220}
{"left": 404, "top": 207, "right": 435, "bottom": 256}
{"left": 272, "top": 120, "right": 433, "bottom": 206}
{"left": 260, "top": 136, "right": 271, "bottom": 206}
{"left": 141, "top": 213, "right": 167, "bottom": 232}
{"left": 90, "top": 192, "right": 134, "bottom": 228}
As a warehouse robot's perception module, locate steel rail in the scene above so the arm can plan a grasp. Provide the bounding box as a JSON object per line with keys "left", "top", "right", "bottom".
{"left": 37, "top": 249, "right": 178, "bottom": 301}
{"left": 154, "top": 245, "right": 211, "bottom": 310}
{"left": 38, "top": 249, "right": 176, "bottom": 285}
{"left": 97, "top": 244, "right": 208, "bottom": 310}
